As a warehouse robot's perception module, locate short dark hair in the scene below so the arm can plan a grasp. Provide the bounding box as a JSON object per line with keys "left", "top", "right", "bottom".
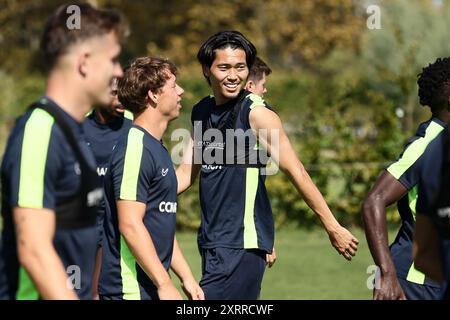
{"left": 418, "top": 57, "right": 450, "bottom": 111}
{"left": 118, "top": 57, "right": 178, "bottom": 115}
{"left": 197, "top": 31, "right": 257, "bottom": 83}
{"left": 248, "top": 57, "right": 272, "bottom": 83}
{"left": 41, "top": 3, "right": 129, "bottom": 68}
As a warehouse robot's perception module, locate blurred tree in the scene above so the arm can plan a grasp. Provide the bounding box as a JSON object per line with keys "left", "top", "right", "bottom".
{"left": 260, "top": 0, "right": 363, "bottom": 72}
{"left": 2, "top": 0, "right": 448, "bottom": 230}
{"left": 147, "top": 0, "right": 364, "bottom": 72}
{"left": 0, "top": 0, "right": 72, "bottom": 74}
{"left": 361, "top": 0, "right": 450, "bottom": 132}
{"left": 0, "top": 0, "right": 365, "bottom": 72}
{"left": 264, "top": 72, "right": 404, "bottom": 228}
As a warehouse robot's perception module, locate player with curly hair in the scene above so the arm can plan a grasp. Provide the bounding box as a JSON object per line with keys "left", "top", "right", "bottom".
{"left": 362, "top": 57, "right": 450, "bottom": 300}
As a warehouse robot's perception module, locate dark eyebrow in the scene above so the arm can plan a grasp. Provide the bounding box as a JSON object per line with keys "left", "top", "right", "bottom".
{"left": 217, "top": 63, "right": 246, "bottom": 67}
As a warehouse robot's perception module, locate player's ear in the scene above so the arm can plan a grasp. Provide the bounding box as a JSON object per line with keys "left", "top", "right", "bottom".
{"left": 147, "top": 89, "right": 159, "bottom": 106}
{"left": 78, "top": 52, "right": 90, "bottom": 78}
{"left": 76, "top": 43, "right": 92, "bottom": 78}
{"left": 245, "top": 80, "right": 254, "bottom": 91}
{"left": 202, "top": 65, "right": 211, "bottom": 80}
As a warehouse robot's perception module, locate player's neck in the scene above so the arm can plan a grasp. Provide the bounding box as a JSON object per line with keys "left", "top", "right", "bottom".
{"left": 433, "top": 109, "right": 450, "bottom": 124}
{"left": 95, "top": 108, "right": 119, "bottom": 125}
{"left": 214, "top": 95, "right": 231, "bottom": 106}
{"left": 45, "top": 71, "right": 91, "bottom": 123}
{"left": 134, "top": 112, "right": 168, "bottom": 141}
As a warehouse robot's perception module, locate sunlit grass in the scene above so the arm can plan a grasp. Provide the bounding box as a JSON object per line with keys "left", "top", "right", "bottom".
{"left": 172, "top": 228, "right": 383, "bottom": 300}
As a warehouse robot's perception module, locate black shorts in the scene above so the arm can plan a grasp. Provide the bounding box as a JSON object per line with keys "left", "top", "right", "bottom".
{"left": 398, "top": 278, "right": 442, "bottom": 300}
{"left": 200, "top": 247, "right": 266, "bottom": 300}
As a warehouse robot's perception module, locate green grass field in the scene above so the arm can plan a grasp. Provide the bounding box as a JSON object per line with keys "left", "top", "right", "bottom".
{"left": 172, "top": 228, "right": 385, "bottom": 300}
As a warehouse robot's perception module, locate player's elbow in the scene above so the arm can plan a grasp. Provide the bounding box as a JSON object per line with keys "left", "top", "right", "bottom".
{"left": 17, "top": 247, "right": 34, "bottom": 269}
{"left": 17, "top": 238, "right": 49, "bottom": 272}
{"left": 118, "top": 218, "right": 141, "bottom": 238}
{"left": 361, "top": 197, "right": 373, "bottom": 218}
{"left": 297, "top": 163, "right": 308, "bottom": 178}
{"left": 280, "top": 160, "right": 307, "bottom": 181}
{"left": 176, "top": 177, "right": 191, "bottom": 195}
{"left": 361, "top": 194, "right": 382, "bottom": 226}
{"left": 189, "top": 170, "right": 199, "bottom": 186}
{"left": 176, "top": 167, "right": 193, "bottom": 193}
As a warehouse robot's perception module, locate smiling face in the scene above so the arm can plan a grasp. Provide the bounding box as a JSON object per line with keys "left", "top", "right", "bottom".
{"left": 109, "top": 78, "right": 125, "bottom": 115}
{"left": 204, "top": 47, "right": 249, "bottom": 105}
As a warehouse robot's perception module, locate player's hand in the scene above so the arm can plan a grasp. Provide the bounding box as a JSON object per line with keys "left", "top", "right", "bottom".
{"left": 373, "top": 273, "right": 407, "bottom": 300}
{"left": 266, "top": 247, "right": 277, "bottom": 268}
{"left": 328, "top": 225, "right": 359, "bottom": 261}
{"left": 157, "top": 281, "right": 183, "bottom": 300}
{"left": 181, "top": 277, "right": 205, "bottom": 300}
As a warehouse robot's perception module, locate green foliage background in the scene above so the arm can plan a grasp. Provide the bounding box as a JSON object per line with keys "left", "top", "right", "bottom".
{"left": 2, "top": 0, "right": 450, "bottom": 230}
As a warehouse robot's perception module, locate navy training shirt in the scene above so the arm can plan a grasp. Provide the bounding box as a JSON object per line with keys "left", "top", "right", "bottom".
{"left": 0, "top": 97, "right": 99, "bottom": 299}
{"left": 416, "top": 129, "right": 450, "bottom": 299}
{"left": 83, "top": 110, "right": 132, "bottom": 245}
{"left": 191, "top": 92, "right": 274, "bottom": 253}
{"left": 99, "top": 125, "right": 177, "bottom": 300}
{"left": 386, "top": 117, "right": 446, "bottom": 287}
{"left": 83, "top": 110, "right": 132, "bottom": 177}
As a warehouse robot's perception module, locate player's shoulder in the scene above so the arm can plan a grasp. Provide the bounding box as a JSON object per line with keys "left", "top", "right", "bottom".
{"left": 17, "top": 107, "right": 67, "bottom": 150}
{"left": 422, "top": 129, "right": 446, "bottom": 159}
{"left": 415, "top": 117, "right": 445, "bottom": 138}
{"left": 119, "top": 115, "right": 133, "bottom": 134}
{"left": 400, "top": 118, "right": 445, "bottom": 152}
{"left": 244, "top": 92, "right": 276, "bottom": 115}
{"left": 244, "top": 92, "right": 265, "bottom": 109}
{"left": 4, "top": 108, "right": 66, "bottom": 171}
{"left": 247, "top": 100, "right": 277, "bottom": 121}
{"left": 387, "top": 118, "right": 446, "bottom": 179}
{"left": 23, "top": 107, "right": 56, "bottom": 129}
{"left": 111, "top": 125, "right": 135, "bottom": 154}
{"left": 192, "top": 95, "right": 214, "bottom": 118}
{"left": 82, "top": 111, "right": 97, "bottom": 133}
{"left": 124, "top": 109, "right": 134, "bottom": 121}
{"left": 121, "top": 125, "right": 159, "bottom": 156}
